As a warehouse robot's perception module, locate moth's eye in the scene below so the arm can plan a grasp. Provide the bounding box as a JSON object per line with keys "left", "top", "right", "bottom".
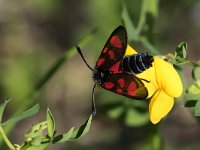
{"left": 101, "top": 72, "right": 105, "bottom": 78}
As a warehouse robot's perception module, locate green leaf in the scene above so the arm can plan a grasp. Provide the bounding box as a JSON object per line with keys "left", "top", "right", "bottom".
{"left": 52, "top": 127, "right": 74, "bottom": 143}
{"left": 175, "top": 42, "right": 187, "bottom": 59}
{"left": 107, "top": 106, "right": 124, "bottom": 119}
{"left": 99, "top": 96, "right": 149, "bottom": 126}
{"left": 146, "top": 0, "right": 159, "bottom": 18}
{"left": 124, "top": 108, "right": 149, "bottom": 127}
{"left": 187, "top": 84, "right": 200, "bottom": 95}
{"left": 170, "top": 42, "right": 189, "bottom": 65}
{"left": 20, "top": 142, "right": 49, "bottom": 150}
{"left": 185, "top": 100, "right": 197, "bottom": 107}
{"left": 0, "top": 99, "right": 10, "bottom": 123}
{"left": 46, "top": 108, "right": 55, "bottom": 138}
{"left": 69, "top": 115, "right": 92, "bottom": 140}
{"left": 24, "top": 121, "right": 47, "bottom": 140}
{"left": 21, "top": 121, "right": 49, "bottom": 150}
{"left": 195, "top": 59, "right": 200, "bottom": 66}
{"left": 195, "top": 101, "right": 200, "bottom": 116}
{"left": 196, "top": 80, "right": 200, "bottom": 89}
{"left": 34, "top": 29, "right": 95, "bottom": 91}
{"left": 171, "top": 57, "right": 190, "bottom": 65}
{"left": 122, "top": 101, "right": 149, "bottom": 127}
{"left": 192, "top": 67, "right": 200, "bottom": 81}
{"left": 2, "top": 104, "right": 40, "bottom": 127}
{"left": 184, "top": 93, "right": 200, "bottom": 101}
{"left": 121, "top": 4, "right": 137, "bottom": 40}
{"left": 52, "top": 115, "right": 92, "bottom": 143}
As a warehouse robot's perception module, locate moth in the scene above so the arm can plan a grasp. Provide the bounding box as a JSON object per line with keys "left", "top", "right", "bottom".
{"left": 76, "top": 26, "right": 153, "bottom": 115}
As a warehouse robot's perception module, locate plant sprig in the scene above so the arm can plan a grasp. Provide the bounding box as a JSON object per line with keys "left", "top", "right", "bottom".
{"left": 0, "top": 99, "right": 93, "bottom": 150}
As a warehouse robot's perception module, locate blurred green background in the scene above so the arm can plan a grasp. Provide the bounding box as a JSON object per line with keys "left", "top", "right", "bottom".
{"left": 0, "top": 0, "right": 200, "bottom": 149}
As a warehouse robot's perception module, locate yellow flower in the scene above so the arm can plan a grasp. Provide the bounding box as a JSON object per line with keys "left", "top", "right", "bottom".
{"left": 125, "top": 45, "right": 183, "bottom": 124}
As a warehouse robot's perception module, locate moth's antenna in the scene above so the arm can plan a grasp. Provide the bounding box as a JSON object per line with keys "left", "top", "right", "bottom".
{"left": 76, "top": 46, "right": 93, "bottom": 71}
{"left": 91, "top": 84, "right": 97, "bottom": 117}
{"left": 76, "top": 45, "right": 96, "bottom": 117}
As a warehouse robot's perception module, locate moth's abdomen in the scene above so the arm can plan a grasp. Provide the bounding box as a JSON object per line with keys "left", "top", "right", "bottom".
{"left": 122, "top": 53, "right": 154, "bottom": 74}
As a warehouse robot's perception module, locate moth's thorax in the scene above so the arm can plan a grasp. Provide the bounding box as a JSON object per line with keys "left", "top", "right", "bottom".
{"left": 93, "top": 67, "right": 112, "bottom": 85}
{"left": 122, "top": 53, "right": 154, "bottom": 74}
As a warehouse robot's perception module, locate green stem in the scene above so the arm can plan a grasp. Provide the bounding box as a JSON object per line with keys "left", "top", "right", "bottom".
{"left": 0, "top": 29, "right": 95, "bottom": 145}
{"left": 0, "top": 126, "right": 15, "bottom": 150}
{"left": 150, "top": 125, "right": 162, "bottom": 150}
{"left": 139, "top": 36, "right": 159, "bottom": 54}
{"left": 34, "top": 31, "right": 95, "bottom": 94}
{"left": 19, "top": 29, "right": 95, "bottom": 111}
{"left": 188, "top": 60, "right": 198, "bottom": 67}
{"left": 151, "top": 132, "right": 160, "bottom": 150}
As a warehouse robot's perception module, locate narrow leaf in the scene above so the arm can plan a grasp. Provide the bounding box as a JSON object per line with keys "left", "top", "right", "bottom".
{"left": 196, "top": 80, "right": 200, "bottom": 89}
{"left": 187, "top": 84, "right": 200, "bottom": 95}
{"left": 170, "top": 57, "right": 190, "bottom": 65}
{"left": 2, "top": 104, "right": 40, "bottom": 127}
{"left": 20, "top": 142, "right": 49, "bottom": 150}
{"left": 69, "top": 115, "right": 92, "bottom": 140}
{"left": 107, "top": 106, "right": 124, "bottom": 119}
{"left": 121, "top": 4, "right": 137, "bottom": 40}
{"left": 185, "top": 100, "right": 197, "bottom": 107}
{"left": 46, "top": 108, "right": 55, "bottom": 138}
{"left": 195, "top": 101, "right": 200, "bottom": 116}
{"left": 135, "top": 0, "right": 147, "bottom": 36}
{"left": 24, "top": 121, "right": 47, "bottom": 140}
{"left": 0, "top": 99, "right": 10, "bottom": 123}
{"left": 34, "top": 29, "right": 95, "bottom": 91}
{"left": 175, "top": 42, "right": 187, "bottom": 59}
{"left": 52, "top": 115, "right": 93, "bottom": 143}
{"left": 124, "top": 108, "right": 149, "bottom": 127}
{"left": 21, "top": 121, "right": 49, "bottom": 150}
{"left": 146, "top": 0, "right": 159, "bottom": 18}
{"left": 140, "top": 37, "right": 159, "bottom": 54}
{"left": 185, "top": 93, "right": 200, "bottom": 101}
{"left": 52, "top": 127, "right": 74, "bottom": 143}
{"left": 192, "top": 67, "right": 200, "bottom": 81}
{"left": 195, "top": 59, "right": 200, "bottom": 67}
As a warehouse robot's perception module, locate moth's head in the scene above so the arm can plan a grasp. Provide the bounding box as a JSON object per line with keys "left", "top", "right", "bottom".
{"left": 92, "top": 67, "right": 111, "bottom": 85}
{"left": 143, "top": 53, "right": 154, "bottom": 68}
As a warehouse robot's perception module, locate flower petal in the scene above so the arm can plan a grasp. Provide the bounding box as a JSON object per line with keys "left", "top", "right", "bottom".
{"left": 149, "top": 90, "right": 174, "bottom": 124}
{"left": 154, "top": 57, "right": 183, "bottom": 97}
{"left": 125, "top": 45, "right": 137, "bottom": 55}
{"left": 137, "top": 64, "right": 158, "bottom": 98}
{"left": 125, "top": 45, "right": 158, "bottom": 98}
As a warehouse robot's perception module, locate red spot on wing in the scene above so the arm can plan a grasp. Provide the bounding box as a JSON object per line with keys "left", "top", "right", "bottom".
{"left": 103, "top": 47, "right": 108, "bottom": 53}
{"left": 108, "top": 50, "right": 115, "bottom": 59}
{"left": 127, "top": 82, "right": 137, "bottom": 96}
{"left": 97, "top": 58, "right": 105, "bottom": 67}
{"left": 104, "top": 82, "right": 114, "bottom": 89}
{"left": 117, "top": 78, "right": 125, "bottom": 88}
{"left": 109, "top": 61, "right": 122, "bottom": 73}
{"left": 116, "top": 88, "right": 123, "bottom": 94}
{"left": 110, "top": 36, "right": 122, "bottom": 48}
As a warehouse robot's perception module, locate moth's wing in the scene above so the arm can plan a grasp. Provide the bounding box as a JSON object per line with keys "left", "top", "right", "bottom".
{"left": 95, "top": 26, "right": 127, "bottom": 71}
{"left": 101, "top": 73, "right": 148, "bottom": 100}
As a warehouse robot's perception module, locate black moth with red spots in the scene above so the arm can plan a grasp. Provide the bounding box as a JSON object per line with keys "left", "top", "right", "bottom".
{"left": 76, "top": 25, "right": 154, "bottom": 115}
{"left": 93, "top": 26, "right": 153, "bottom": 99}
